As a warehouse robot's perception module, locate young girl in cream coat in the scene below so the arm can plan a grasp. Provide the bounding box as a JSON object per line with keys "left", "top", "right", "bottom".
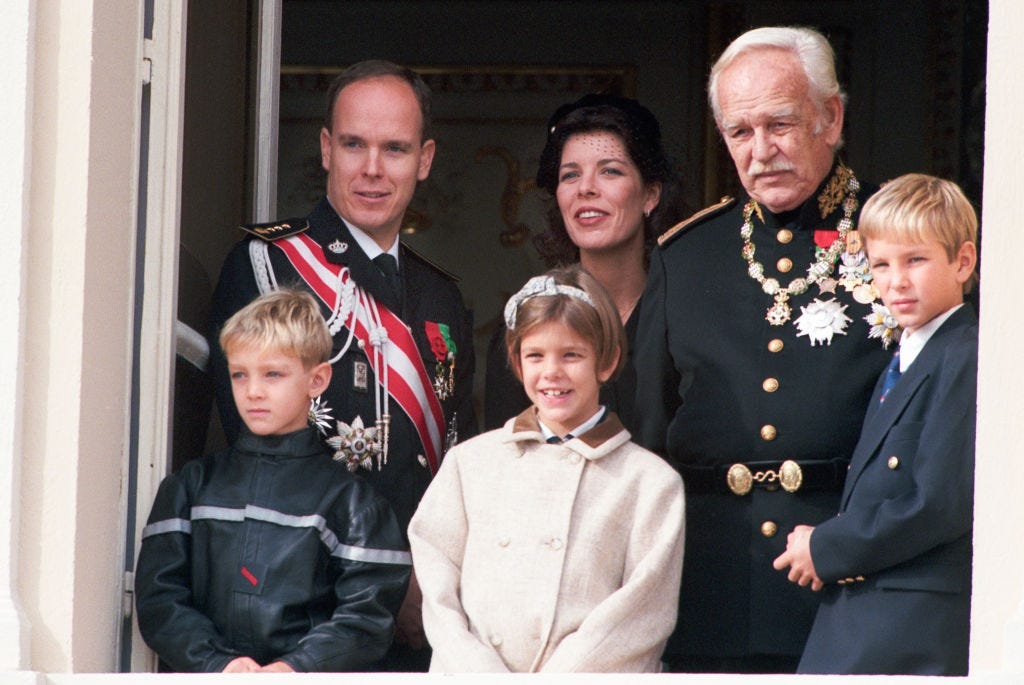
{"left": 409, "top": 266, "right": 684, "bottom": 672}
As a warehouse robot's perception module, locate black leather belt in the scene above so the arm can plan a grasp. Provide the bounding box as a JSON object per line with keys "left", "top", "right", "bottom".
{"left": 678, "top": 459, "right": 847, "bottom": 496}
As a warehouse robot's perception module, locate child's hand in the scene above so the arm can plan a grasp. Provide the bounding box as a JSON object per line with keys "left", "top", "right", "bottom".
{"left": 222, "top": 656, "right": 261, "bottom": 672}
{"left": 772, "top": 524, "right": 823, "bottom": 591}
{"left": 260, "top": 661, "right": 296, "bottom": 672}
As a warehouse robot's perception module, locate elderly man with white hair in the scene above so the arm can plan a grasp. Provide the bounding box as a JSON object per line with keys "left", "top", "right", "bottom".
{"left": 635, "top": 26, "right": 893, "bottom": 672}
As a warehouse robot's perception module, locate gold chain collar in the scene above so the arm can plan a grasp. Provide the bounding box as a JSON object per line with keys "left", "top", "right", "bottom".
{"left": 740, "top": 166, "right": 860, "bottom": 326}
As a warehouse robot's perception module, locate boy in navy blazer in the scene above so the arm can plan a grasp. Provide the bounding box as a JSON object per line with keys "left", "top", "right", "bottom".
{"left": 772, "top": 173, "right": 979, "bottom": 675}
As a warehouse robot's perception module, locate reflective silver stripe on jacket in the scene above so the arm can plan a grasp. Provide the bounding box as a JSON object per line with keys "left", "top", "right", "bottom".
{"left": 146, "top": 503, "right": 411, "bottom": 566}
{"left": 141, "top": 518, "right": 191, "bottom": 539}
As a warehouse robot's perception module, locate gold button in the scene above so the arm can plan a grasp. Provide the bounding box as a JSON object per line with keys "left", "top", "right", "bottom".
{"left": 768, "top": 338, "right": 784, "bottom": 353}
{"left": 760, "top": 424, "right": 777, "bottom": 441}
{"left": 776, "top": 257, "right": 793, "bottom": 273}
{"left": 837, "top": 578, "right": 848, "bottom": 585}
{"left": 762, "top": 377, "right": 779, "bottom": 393}
{"left": 888, "top": 456, "right": 900, "bottom": 470}
{"left": 760, "top": 521, "right": 778, "bottom": 537}
{"left": 777, "top": 229, "right": 793, "bottom": 244}
{"left": 855, "top": 575, "right": 865, "bottom": 582}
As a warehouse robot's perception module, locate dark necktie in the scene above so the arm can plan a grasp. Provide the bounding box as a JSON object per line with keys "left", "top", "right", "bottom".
{"left": 879, "top": 350, "right": 902, "bottom": 403}
{"left": 372, "top": 253, "right": 403, "bottom": 311}
{"left": 546, "top": 434, "right": 573, "bottom": 444}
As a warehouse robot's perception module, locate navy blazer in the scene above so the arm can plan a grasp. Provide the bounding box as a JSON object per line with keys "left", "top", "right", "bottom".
{"left": 798, "top": 304, "right": 977, "bottom": 675}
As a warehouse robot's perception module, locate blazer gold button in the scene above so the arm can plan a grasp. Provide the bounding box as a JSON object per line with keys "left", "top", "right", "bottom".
{"left": 768, "top": 338, "right": 784, "bottom": 353}
{"left": 761, "top": 521, "right": 778, "bottom": 537}
{"left": 888, "top": 456, "right": 900, "bottom": 470}
{"left": 776, "top": 257, "right": 793, "bottom": 273}
{"left": 777, "top": 229, "right": 793, "bottom": 244}
{"left": 762, "top": 377, "right": 779, "bottom": 393}
{"left": 760, "top": 424, "right": 777, "bottom": 441}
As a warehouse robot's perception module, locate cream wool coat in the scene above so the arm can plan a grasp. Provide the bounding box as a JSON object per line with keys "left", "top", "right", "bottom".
{"left": 408, "top": 410, "right": 685, "bottom": 672}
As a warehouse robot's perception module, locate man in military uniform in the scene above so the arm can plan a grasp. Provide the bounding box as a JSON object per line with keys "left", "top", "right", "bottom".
{"left": 634, "top": 27, "right": 893, "bottom": 672}
{"left": 209, "top": 60, "right": 475, "bottom": 669}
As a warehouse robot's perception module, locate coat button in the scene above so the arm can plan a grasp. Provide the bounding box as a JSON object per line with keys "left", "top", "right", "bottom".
{"left": 762, "top": 377, "right": 779, "bottom": 393}
{"left": 760, "top": 424, "right": 777, "bottom": 441}
{"left": 489, "top": 633, "right": 502, "bottom": 646}
{"left": 568, "top": 453, "right": 581, "bottom": 465}
{"left": 761, "top": 521, "right": 778, "bottom": 537}
{"left": 888, "top": 456, "right": 900, "bottom": 470}
{"left": 776, "top": 257, "right": 793, "bottom": 273}
{"left": 777, "top": 229, "right": 793, "bottom": 244}
{"left": 498, "top": 536, "right": 510, "bottom": 547}
{"left": 768, "top": 338, "right": 784, "bottom": 353}
{"left": 549, "top": 537, "right": 564, "bottom": 551}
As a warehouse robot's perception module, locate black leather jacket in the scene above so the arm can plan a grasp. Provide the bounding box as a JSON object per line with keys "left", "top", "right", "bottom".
{"left": 135, "top": 427, "right": 411, "bottom": 672}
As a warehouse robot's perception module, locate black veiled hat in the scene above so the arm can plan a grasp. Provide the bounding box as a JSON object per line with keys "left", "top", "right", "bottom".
{"left": 536, "top": 93, "right": 664, "bottom": 193}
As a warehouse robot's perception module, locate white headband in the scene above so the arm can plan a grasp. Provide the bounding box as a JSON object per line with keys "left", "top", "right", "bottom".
{"left": 503, "top": 275, "right": 596, "bottom": 329}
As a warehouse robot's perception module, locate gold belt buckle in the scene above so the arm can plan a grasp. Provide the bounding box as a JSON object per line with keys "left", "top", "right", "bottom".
{"left": 726, "top": 460, "right": 803, "bottom": 495}
{"left": 779, "top": 459, "right": 803, "bottom": 493}
{"left": 727, "top": 463, "right": 753, "bottom": 496}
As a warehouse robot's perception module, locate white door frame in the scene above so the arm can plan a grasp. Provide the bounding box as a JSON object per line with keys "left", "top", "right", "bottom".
{"left": 128, "top": 0, "right": 189, "bottom": 671}
{"left": 127, "top": 0, "right": 281, "bottom": 671}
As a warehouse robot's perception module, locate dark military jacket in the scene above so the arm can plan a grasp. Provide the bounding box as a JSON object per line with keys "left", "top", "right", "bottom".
{"left": 634, "top": 165, "right": 891, "bottom": 660}
{"left": 209, "top": 198, "right": 476, "bottom": 534}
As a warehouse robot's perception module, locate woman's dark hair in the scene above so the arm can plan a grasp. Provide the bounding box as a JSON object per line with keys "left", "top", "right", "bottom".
{"left": 532, "top": 94, "right": 686, "bottom": 266}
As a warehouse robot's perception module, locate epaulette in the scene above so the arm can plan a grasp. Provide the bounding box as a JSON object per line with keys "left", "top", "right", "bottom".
{"left": 240, "top": 218, "right": 309, "bottom": 242}
{"left": 657, "top": 196, "right": 736, "bottom": 246}
{"left": 402, "top": 244, "right": 460, "bottom": 282}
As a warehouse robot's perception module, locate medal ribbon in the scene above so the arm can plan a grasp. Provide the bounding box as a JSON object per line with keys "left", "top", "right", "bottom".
{"left": 275, "top": 234, "right": 445, "bottom": 473}
{"left": 424, "top": 321, "right": 457, "bottom": 360}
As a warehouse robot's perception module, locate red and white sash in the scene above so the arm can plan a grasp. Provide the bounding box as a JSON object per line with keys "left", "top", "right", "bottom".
{"left": 268, "top": 234, "right": 445, "bottom": 473}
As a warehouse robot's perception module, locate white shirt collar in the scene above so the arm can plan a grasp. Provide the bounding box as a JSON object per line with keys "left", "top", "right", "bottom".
{"left": 344, "top": 219, "right": 400, "bottom": 264}
{"left": 327, "top": 200, "right": 400, "bottom": 264}
{"left": 898, "top": 303, "right": 963, "bottom": 372}
{"left": 539, "top": 406, "right": 606, "bottom": 442}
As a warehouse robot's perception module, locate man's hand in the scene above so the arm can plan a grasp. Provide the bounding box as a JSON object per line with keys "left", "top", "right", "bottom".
{"left": 772, "top": 524, "right": 824, "bottom": 591}
{"left": 394, "top": 568, "right": 426, "bottom": 649}
{"left": 222, "top": 656, "right": 261, "bottom": 673}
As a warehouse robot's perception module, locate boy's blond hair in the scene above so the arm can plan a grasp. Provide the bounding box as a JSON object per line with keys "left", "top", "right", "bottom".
{"left": 859, "top": 173, "right": 979, "bottom": 292}
{"left": 219, "top": 289, "right": 332, "bottom": 367}
{"left": 505, "top": 265, "right": 626, "bottom": 381}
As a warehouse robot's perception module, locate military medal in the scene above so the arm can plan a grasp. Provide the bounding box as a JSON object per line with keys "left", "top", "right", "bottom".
{"left": 794, "top": 298, "right": 852, "bottom": 346}
{"left": 765, "top": 295, "right": 792, "bottom": 326}
{"left": 424, "top": 321, "right": 457, "bottom": 401}
{"left": 739, "top": 165, "right": 897, "bottom": 347}
{"left": 308, "top": 396, "right": 334, "bottom": 435}
{"left": 864, "top": 301, "right": 902, "bottom": 349}
{"left": 327, "top": 415, "right": 382, "bottom": 472}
